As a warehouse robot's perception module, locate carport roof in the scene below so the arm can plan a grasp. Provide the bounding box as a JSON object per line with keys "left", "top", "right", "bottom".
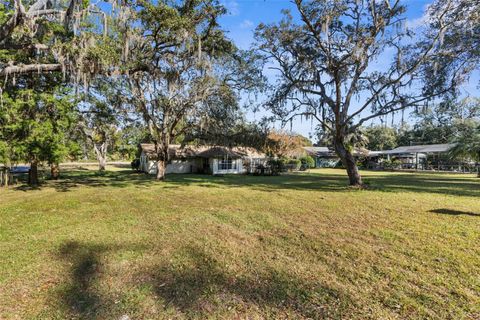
{"left": 303, "top": 146, "right": 330, "bottom": 155}
{"left": 379, "top": 144, "right": 456, "bottom": 155}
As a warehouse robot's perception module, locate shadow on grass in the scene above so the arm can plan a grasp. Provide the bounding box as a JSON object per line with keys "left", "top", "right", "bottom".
{"left": 18, "top": 170, "right": 157, "bottom": 192}
{"left": 56, "top": 241, "right": 108, "bottom": 319}
{"left": 430, "top": 209, "right": 480, "bottom": 217}
{"left": 358, "top": 174, "right": 480, "bottom": 198}
{"left": 13, "top": 184, "right": 42, "bottom": 191}
{"left": 140, "top": 244, "right": 349, "bottom": 318}
{"left": 11, "top": 169, "right": 480, "bottom": 198}
{"left": 53, "top": 241, "right": 349, "bottom": 318}
{"left": 162, "top": 172, "right": 480, "bottom": 197}
{"left": 55, "top": 240, "right": 151, "bottom": 319}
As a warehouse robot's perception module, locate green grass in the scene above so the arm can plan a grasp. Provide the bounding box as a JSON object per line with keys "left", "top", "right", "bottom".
{"left": 0, "top": 168, "right": 479, "bottom": 319}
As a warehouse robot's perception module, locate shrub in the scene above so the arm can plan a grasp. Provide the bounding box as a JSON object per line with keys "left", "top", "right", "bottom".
{"left": 300, "top": 155, "right": 315, "bottom": 168}
{"left": 267, "top": 159, "right": 286, "bottom": 175}
{"left": 392, "top": 159, "right": 402, "bottom": 169}
{"left": 131, "top": 158, "right": 140, "bottom": 171}
{"left": 267, "top": 159, "right": 283, "bottom": 175}
{"left": 334, "top": 160, "right": 344, "bottom": 168}
{"left": 267, "top": 158, "right": 303, "bottom": 173}
{"left": 383, "top": 159, "right": 402, "bottom": 170}
{"left": 287, "top": 158, "right": 302, "bottom": 171}
{"left": 382, "top": 159, "right": 392, "bottom": 169}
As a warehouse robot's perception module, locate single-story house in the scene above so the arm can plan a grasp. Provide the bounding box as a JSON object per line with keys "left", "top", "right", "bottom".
{"left": 139, "top": 144, "right": 267, "bottom": 175}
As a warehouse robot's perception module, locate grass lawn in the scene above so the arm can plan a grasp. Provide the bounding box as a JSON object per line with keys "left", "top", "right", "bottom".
{"left": 0, "top": 168, "right": 479, "bottom": 319}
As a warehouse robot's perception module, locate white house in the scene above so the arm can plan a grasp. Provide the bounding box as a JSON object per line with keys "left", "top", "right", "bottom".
{"left": 139, "top": 144, "right": 267, "bottom": 175}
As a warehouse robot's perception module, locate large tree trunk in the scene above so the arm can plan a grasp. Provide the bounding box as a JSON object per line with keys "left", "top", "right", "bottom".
{"left": 50, "top": 163, "right": 60, "bottom": 180}
{"left": 29, "top": 160, "right": 39, "bottom": 186}
{"left": 155, "top": 143, "right": 169, "bottom": 181}
{"left": 93, "top": 143, "right": 107, "bottom": 171}
{"left": 334, "top": 139, "right": 363, "bottom": 186}
{"left": 98, "top": 156, "right": 106, "bottom": 171}
{"left": 156, "top": 160, "right": 166, "bottom": 180}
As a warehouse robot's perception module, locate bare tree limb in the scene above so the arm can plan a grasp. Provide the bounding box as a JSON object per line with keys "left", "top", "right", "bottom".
{"left": 0, "top": 63, "right": 62, "bottom": 76}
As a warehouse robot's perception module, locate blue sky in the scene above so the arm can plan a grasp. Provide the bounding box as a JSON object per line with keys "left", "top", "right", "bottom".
{"left": 217, "top": 0, "right": 479, "bottom": 142}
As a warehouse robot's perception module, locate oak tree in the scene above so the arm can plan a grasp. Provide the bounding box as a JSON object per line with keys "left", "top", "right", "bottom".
{"left": 255, "top": 0, "right": 466, "bottom": 186}
{"left": 123, "top": 0, "right": 260, "bottom": 180}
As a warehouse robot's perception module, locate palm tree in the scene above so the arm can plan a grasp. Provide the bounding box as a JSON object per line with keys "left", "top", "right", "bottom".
{"left": 449, "top": 123, "right": 480, "bottom": 177}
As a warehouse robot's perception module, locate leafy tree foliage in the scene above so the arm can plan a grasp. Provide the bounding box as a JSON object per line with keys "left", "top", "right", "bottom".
{"left": 316, "top": 125, "right": 369, "bottom": 152}
{"left": 449, "top": 121, "right": 480, "bottom": 177}
{"left": 264, "top": 130, "right": 312, "bottom": 158}
{"left": 1, "top": 0, "right": 122, "bottom": 183}
{"left": 0, "top": 86, "right": 75, "bottom": 184}
{"left": 364, "top": 126, "right": 398, "bottom": 151}
{"left": 398, "top": 98, "right": 480, "bottom": 146}
{"left": 0, "top": 0, "right": 121, "bottom": 80}
{"left": 300, "top": 155, "right": 315, "bottom": 169}
{"left": 113, "top": 122, "right": 151, "bottom": 160}
{"left": 425, "top": 0, "right": 479, "bottom": 92}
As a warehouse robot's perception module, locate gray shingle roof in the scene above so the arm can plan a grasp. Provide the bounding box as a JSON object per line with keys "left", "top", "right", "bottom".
{"left": 196, "top": 147, "right": 243, "bottom": 159}
{"left": 140, "top": 144, "right": 266, "bottom": 159}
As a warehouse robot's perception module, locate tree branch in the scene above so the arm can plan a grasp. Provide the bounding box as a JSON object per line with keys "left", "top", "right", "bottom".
{"left": 0, "top": 0, "right": 26, "bottom": 43}
{"left": 346, "top": 1, "right": 456, "bottom": 123}
{"left": 0, "top": 63, "right": 62, "bottom": 76}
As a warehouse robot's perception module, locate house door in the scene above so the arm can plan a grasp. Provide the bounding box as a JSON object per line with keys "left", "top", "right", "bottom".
{"left": 202, "top": 158, "right": 210, "bottom": 174}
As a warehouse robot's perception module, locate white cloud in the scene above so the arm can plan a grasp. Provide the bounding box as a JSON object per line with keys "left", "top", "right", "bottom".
{"left": 405, "top": 2, "right": 432, "bottom": 30}
{"left": 222, "top": 0, "right": 239, "bottom": 16}
{"left": 405, "top": 16, "right": 427, "bottom": 29}
{"left": 240, "top": 19, "right": 254, "bottom": 29}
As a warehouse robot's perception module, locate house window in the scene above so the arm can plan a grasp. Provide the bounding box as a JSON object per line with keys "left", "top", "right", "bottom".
{"left": 218, "top": 157, "right": 235, "bottom": 170}
{"left": 251, "top": 158, "right": 262, "bottom": 168}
